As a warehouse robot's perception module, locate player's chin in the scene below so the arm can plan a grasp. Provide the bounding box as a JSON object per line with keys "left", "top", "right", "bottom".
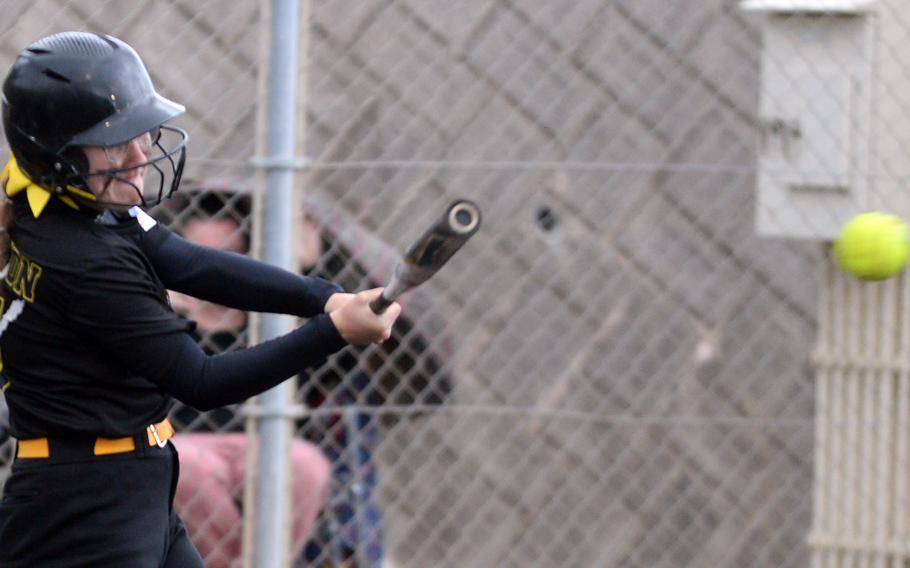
{"left": 109, "top": 183, "right": 144, "bottom": 209}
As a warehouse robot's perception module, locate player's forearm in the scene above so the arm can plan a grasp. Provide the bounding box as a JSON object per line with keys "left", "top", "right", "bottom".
{"left": 147, "top": 227, "right": 341, "bottom": 316}
{"left": 156, "top": 314, "right": 346, "bottom": 410}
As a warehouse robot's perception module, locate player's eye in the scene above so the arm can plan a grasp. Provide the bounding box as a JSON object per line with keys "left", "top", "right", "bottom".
{"left": 102, "top": 128, "right": 159, "bottom": 165}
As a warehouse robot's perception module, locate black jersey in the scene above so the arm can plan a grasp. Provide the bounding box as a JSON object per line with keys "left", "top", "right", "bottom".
{"left": 0, "top": 197, "right": 346, "bottom": 439}
{"left": 0, "top": 198, "right": 188, "bottom": 437}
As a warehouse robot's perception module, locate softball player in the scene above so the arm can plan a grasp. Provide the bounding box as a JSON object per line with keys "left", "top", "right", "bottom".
{"left": 0, "top": 31, "right": 400, "bottom": 567}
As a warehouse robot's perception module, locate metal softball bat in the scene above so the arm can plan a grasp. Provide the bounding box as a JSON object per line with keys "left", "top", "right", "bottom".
{"left": 370, "top": 199, "right": 482, "bottom": 314}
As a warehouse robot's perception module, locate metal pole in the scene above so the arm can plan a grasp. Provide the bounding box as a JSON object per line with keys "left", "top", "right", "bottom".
{"left": 343, "top": 406, "right": 367, "bottom": 566}
{"left": 255, "top": 0, "right": 300, "bottom": 565}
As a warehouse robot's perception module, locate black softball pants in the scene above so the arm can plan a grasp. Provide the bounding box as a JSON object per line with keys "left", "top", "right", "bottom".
{"left": 0, "top": 437, "right": 204, "bottom": 567}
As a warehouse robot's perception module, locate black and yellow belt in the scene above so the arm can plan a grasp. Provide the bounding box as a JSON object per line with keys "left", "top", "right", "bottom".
{"left": 16, "top": 417, "right": 175, "bottom": 459}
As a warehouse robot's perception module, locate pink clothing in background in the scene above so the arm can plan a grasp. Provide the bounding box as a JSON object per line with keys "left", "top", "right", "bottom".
{"left": 173, "top": 433, "right": 331, "bottom": 568}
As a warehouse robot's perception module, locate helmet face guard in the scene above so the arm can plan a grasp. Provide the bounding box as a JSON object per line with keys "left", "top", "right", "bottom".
{"left": 2, "top": 31, "right": 188, "bottom": 211}
{"left": 68, "top": 124, "right": 189, "bottom": 209}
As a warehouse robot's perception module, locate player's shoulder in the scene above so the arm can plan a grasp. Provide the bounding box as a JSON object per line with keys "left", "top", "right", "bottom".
{"left": 14, "top": 202, "right": 169, "bottom": 266}
{"left": 45, "top": 207, "right": 156, "bottom": 270}
{"left": 88, "top": 209, "right": 163, "bottom": 263}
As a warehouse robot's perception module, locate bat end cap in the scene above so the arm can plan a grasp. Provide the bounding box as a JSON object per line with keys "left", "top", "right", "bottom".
{"left": 448, "top": 200, "right": 482, "bottom": 235}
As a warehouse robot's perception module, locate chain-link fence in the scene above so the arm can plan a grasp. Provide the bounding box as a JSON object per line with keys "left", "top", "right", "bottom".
{"left": 6, "top": 0, "right": 907, "bottom": 566}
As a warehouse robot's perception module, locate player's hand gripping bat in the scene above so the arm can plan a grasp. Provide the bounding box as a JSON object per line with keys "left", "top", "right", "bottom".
{"left": 370, "top": 199, "right": 482, "bottom": 314}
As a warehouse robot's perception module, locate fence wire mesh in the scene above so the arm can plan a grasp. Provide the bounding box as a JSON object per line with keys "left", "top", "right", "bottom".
{"left": 5, "top": 0, "right": 902, "bottom": 566}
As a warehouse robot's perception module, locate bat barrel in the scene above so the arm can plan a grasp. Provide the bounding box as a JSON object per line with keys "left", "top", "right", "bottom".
{"left": 378, "top": 198, "right": 482, "bottom": 311}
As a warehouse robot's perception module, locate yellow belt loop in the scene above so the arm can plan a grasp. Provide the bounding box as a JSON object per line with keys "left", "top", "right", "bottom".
{"left": 17, "top": 438, "right": 49, "bottom": 458}
{"left": 93, "top": 436, "right": 136, "bottom": 456}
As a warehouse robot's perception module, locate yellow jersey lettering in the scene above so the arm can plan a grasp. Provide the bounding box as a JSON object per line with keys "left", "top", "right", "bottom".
{"left": 5, "top": 242, "right": 42, "bottom": 303}
{"left": 14, "top": 262, "right": 42, "bottom": 302}
{"left": 5, "top": 252, "right": 21, "bottom": 288}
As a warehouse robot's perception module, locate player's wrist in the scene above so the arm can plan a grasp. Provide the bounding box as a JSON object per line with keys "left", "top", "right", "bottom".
{"left": 324, "top": 292, "right": 355, "bottom": 313}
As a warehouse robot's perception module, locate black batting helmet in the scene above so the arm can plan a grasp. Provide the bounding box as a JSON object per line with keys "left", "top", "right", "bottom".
{"left": 2, "top": 31, "right": 187, "bottom": 207}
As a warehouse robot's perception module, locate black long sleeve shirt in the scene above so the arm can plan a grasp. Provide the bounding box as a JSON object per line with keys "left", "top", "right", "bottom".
{"left": 0, "top": 199, "right": 346, "bottom": 438}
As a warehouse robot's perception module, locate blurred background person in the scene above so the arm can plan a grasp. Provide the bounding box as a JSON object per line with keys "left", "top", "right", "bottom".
{"left": 156, "top": 187, "right": 452, "bottom": 568}
{"left": 295, "top": 198, "right": 452, "bottom": 568}
{"left": 161, "top": 190, "right": 331, "bottom": 568}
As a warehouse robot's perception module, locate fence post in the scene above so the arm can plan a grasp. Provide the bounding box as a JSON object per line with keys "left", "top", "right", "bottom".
{"left": 254, "top": 0, "right": 307, "bottom": 565}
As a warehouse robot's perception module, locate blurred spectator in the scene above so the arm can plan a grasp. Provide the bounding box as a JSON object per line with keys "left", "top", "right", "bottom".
{"left": 293, "top": 199, "right": 454, "bottom": 566}
{"left": 157, "top": 188, "right": 452, "bottom": 568}
{"left": 163, "top": 192, "right": 331, "bottom": 568}
{"left": 297, "top": 213, "right": 386, "bottom": 567}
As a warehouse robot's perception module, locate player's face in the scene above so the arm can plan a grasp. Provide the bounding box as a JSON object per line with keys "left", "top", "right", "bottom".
{"left": 183, "top": 217, "right": 247, "bottom": 253}
{"left": 82, "top": 130, "right": 155, "bottom": 207}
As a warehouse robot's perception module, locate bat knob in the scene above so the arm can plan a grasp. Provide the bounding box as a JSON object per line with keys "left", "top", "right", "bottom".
{"left": 447, "top": 200, "right": 481, "bottom": 236}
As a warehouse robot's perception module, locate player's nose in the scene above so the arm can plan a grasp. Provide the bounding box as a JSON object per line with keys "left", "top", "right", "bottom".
{"left": 124, "top": 137, "right": 151, "bottom": 166}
